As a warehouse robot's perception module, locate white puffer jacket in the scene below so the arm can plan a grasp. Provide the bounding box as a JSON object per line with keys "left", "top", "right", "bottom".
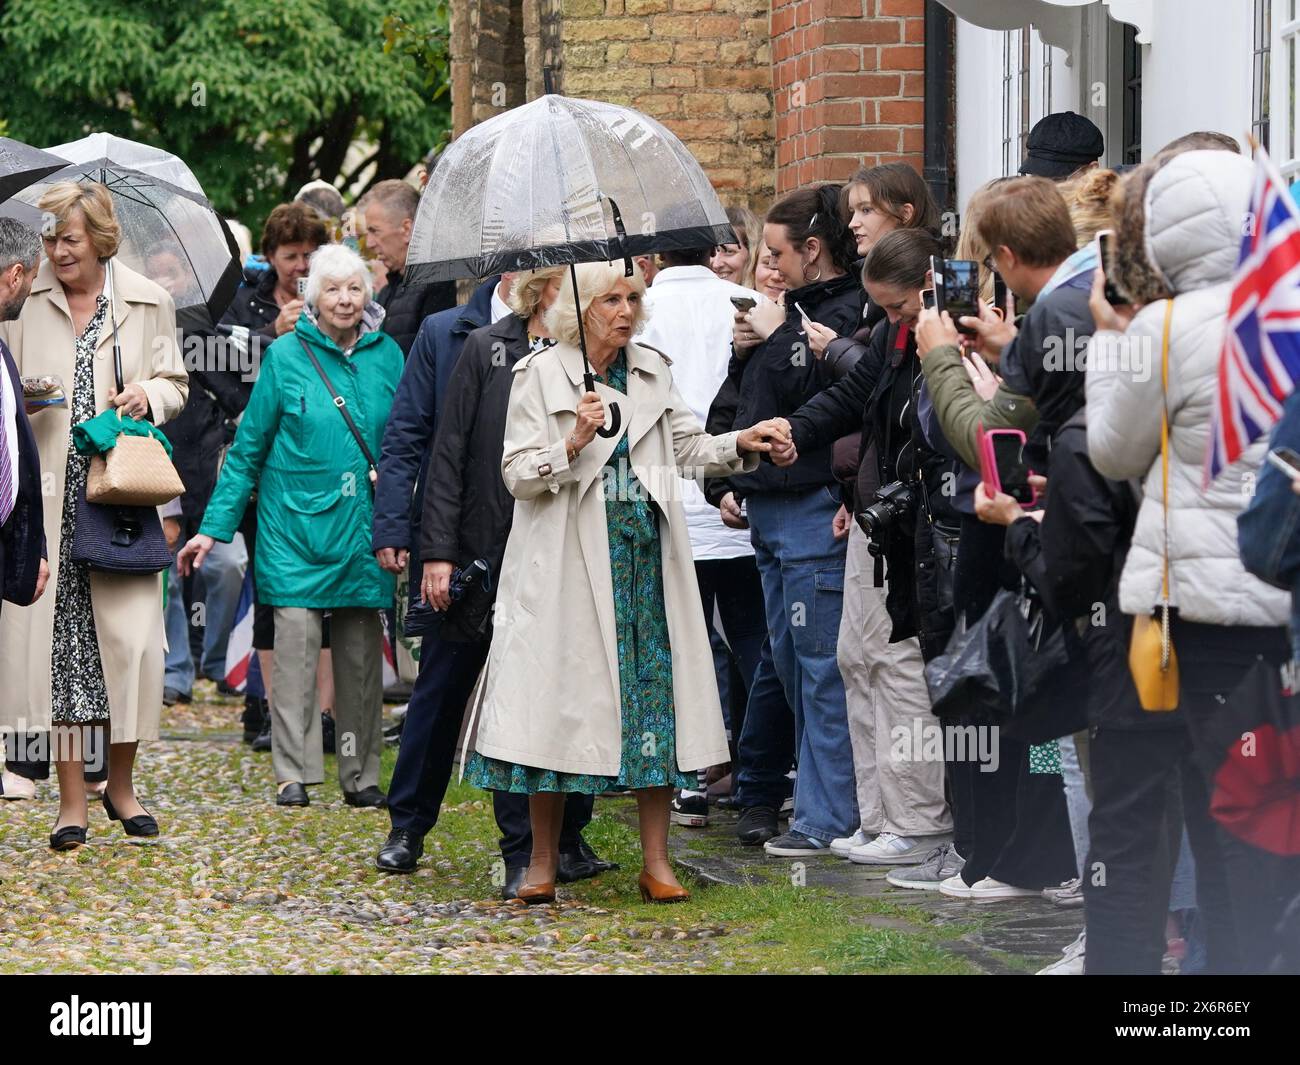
{"left": 1086, "top": 150, "right": 1290, "bottom": 628}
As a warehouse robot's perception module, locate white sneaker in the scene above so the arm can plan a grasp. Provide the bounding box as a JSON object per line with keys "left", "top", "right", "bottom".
{"left": 830, "top": 828, "right": 874, "bottom": 857}
{"left": 849, "top": 831, "right": 948, "bottom": 866}
{"left": 1036, "top": 931, "right": 1087, "bottom": 974}
{"left": 966, "top": 876, "right": 1043, "bottom": 902}
{"left": 0, "top": 770, "right": 36, "bottom": 800}
{"left": 938, "top": 873, "right": 974, "bottom": 898}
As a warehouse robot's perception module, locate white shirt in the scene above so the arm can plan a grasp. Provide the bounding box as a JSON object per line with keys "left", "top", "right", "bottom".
{"left": 0, "top": 355, "right": 18, "bottom": 525}
{"left": 640, "top": 266, "right": 761, "bottom": 560}
{"left": 490, "top": 283, "right": 512, "bottom": 324}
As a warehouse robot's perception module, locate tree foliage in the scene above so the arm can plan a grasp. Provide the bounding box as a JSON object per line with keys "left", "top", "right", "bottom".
{"left": 0, "top": 0, "right": 451, "bottom": 230}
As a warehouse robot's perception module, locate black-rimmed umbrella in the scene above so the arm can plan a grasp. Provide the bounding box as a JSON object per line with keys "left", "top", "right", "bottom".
{"left": 12, "top": 134, "right": 241, "bottom": 332}
{"left": 405, "top": 88, "right": 735, "bottom": 437}
{"left": 0, "top": 137, "right": 70, "bottom": 204}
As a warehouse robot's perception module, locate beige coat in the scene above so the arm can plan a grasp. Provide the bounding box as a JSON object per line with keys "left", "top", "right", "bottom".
{"left": 0, "top": 259, "right": 187, "bottom": 742}
{"left": 469, "top": 339, "right": 757, "bottom": 777}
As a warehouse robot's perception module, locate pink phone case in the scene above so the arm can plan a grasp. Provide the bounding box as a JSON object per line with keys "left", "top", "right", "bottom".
{"left": 977, "top": 425, "right": 1039, "bottom": 505}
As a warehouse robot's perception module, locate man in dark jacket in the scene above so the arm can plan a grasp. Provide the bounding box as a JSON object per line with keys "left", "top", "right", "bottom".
{"left": 358, "top": 180, "right": 456, "bottom": 356}
{"left": 0, "top": 219, "right": 50, "bottom": 799}
{"left": 371, "top": 277, "right": 608, "bottom": 891}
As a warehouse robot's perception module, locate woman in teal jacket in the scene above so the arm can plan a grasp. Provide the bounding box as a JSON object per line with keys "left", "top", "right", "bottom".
{"left": 180, "top": 244, "right": 403, "bottom": 808}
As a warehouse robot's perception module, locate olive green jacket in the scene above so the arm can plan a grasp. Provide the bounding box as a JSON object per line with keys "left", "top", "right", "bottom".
{"left": 919, "top": 342, "right": 1038, "bottom": 470}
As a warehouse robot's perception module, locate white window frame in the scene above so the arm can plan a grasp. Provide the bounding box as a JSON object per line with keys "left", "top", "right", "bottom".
{"left": 1272, "top": 0, "right": 1300, "bottom": 178}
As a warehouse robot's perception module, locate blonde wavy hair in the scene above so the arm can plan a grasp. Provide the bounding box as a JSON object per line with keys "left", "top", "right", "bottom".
{"left": 38, "top": 181, "right": 122, "bottom": 259}
{"left": 506, "top": 265, "right": 567, "bottom": 320}
{"left": 954, "top": 177, "right": 1014, "bottom": 303}
{"left": 542, "top": 260, "right": 649, "bottom": 347}
{"left": 1059, "top": 168, "right": 1120, "bottom": 248}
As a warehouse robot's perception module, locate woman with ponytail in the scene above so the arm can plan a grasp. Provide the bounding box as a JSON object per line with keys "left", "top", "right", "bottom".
{"left": 705, "top": 184, "right": 865, "bottom": 855}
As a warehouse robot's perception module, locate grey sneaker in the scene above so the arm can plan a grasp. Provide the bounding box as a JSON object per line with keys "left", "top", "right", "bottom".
{"left": 885, "top": 843, "right": 965, "bottom": 890}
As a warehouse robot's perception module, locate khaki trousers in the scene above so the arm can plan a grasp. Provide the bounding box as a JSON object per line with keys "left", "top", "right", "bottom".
{"left": 271, "top": 607, "right": 383, "bottom": 793}
{"left": 838, "top": 524, "right": 952, "bottom": 838}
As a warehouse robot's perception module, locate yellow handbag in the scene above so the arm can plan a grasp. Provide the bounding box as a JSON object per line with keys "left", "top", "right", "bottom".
{"left": 1128, "top": 300, "right": 1179, "bottom": 711}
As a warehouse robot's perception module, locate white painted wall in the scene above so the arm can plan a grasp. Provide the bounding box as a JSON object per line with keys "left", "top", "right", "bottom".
{"left": 1141, "top": 0, "right": 1253, "bottom": 153}
{"left": 952, "top": 0, "right": 1255, "bottom": 214}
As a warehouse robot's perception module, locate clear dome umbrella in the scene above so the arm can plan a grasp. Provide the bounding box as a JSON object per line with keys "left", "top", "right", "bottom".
{"left": 406, "top": 90, "right": 736, "bottom": 437}
{"left": 12, "top": 133, "right": 241, "bottom": 332}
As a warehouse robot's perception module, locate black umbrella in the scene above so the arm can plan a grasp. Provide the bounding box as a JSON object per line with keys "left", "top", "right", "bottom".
{"left": 0, "top": 137, "right": 71, "bottom": 205}
{"left": 13, "top": 134, "right": 241, "bottom": 333}
{"left": 407, "top": 82, "right": 735, "bottom": 438}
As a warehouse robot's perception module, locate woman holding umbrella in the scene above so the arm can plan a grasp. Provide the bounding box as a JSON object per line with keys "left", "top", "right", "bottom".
{"left": 462, "top": 260, "right": 791, "bottom": 904}
{"left": 0, "top": 180, "right": 188, "bottom": 849}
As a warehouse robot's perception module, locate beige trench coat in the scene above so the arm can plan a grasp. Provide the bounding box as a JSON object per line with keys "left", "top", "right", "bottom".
{"left": 0, "top": 259, "right": 187, "bottom": 742}
{"left": 469, "top": 338, "right": 757, "bottom": 777}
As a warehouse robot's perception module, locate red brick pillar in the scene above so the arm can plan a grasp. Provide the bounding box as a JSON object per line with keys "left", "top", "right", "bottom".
{"left": 772, "top": 0, "right": 927, "bottom": 195}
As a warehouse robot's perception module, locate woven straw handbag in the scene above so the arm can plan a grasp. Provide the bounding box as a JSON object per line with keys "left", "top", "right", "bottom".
{"left": 87, "top": 431, "right": 185, "bottom": 506}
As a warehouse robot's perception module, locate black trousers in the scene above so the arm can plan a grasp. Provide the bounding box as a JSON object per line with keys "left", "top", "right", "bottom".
{"left": 1170, "top": 618, "right": 1300, "bottom": 974}
{"left": 385, "top": 631, "right": 592, "bottom": 868}
{"left": 695, "top": 556, "right": 769, "bottom": 767}
{"left": 1084, "top": 724, "right": 1188, "bottom": 974}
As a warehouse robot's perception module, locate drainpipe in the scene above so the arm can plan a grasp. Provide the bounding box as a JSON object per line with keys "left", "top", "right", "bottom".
{"left": 923, "top": 1, "right": 955, "bottom": 216}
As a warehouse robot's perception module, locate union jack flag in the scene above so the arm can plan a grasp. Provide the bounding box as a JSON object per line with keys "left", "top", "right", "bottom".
{"left": 1208, "top": 145, "right": 1300, "bottom": 483}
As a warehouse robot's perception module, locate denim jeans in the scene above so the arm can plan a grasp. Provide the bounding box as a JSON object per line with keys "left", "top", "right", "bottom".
{"left": 164, "top": 558, "right": 195, "bottom": 696}
{"left": 732, "top": 636, "right": 796, "bottom": 810}
{"left": 1060, "top": 732, "right": 1092, "bottom": 880}
{"left": 197, "top": 534, "right": 248, "bottom": 679}
{"left": 746, "top": 487, "right": 856, "bottom": 842}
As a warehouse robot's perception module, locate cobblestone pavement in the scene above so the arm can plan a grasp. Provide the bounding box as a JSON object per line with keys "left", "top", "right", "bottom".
{"left": 0, "top": 686, "right": 1080, "bottom": 974}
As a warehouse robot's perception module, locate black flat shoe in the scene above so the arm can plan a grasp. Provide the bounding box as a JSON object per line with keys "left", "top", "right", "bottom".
{"left": 102, "top": 793, "right": 159, "bottom": 837}
{"left": 343, "top": 786, "right": 387, "bottom": 809}
{"left": 376, "top": 828, "right": 423, "bottom": 872}
{"left": 49, "top": 825, "right": 87, "bottom": 851}
{"left": 556, "top": 850, "right": 596, "bottom": 884}
{"left": 276, "top": 782, "right": 309, "bottom": 807}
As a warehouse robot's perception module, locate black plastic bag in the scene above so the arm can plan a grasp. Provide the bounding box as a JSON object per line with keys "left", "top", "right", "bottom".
{"left": 925, "top": 587, "right": 1080, "bottom": 741}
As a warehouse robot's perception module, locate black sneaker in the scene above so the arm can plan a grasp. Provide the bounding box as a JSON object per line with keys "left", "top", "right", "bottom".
{"left": 321, "top": 713, "right": 336, "bottom": 754}
{"left": 763, "top": 830, "right": 832, "bottom": 857}
{"left": 736, "top": 805, "right": 779, "bottom": 846}
{"left": 670, "top": 791, "right": 709, "bottom": 827}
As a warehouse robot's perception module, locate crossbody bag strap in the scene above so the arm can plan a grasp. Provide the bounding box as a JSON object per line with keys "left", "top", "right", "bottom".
{"left": 1158, "top": 299, "right": 1174, "bottom": 667}
{"left": 297, "top": 336, "right": 379, "bottom": 491}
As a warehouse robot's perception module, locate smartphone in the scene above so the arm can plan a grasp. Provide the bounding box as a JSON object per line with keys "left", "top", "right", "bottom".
{"left": 1096, "top": 231, "right": 1126, "bottom": 306}
{"left": 730, "top": 295, "right": 757, "bottom": 312}
{"left": 1267, "top": 446, "right": 1300, "bottom": 482}
{"left": 793, "top": 300, "right": 814, "bottom": 327}
{"left": 978, "top": 426, "right": 1038, "bottom": 506}
{"left": 296, "top": 277, "right": 308, "bottom": 299}
{"left": 942, "top": 259, "right": 981, "bottom": 334}
{"left": 922, "top": 288, "right": 936, "bottom": 310}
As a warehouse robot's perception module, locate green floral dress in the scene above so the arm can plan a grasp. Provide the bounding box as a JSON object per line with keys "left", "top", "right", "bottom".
{"left": 464, "top": 351, "right": 694, "bottom": 794}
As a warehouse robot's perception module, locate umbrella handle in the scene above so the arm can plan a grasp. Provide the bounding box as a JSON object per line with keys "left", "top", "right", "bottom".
{"left": 583, "top": 370, "right": 623, "bottom": 439}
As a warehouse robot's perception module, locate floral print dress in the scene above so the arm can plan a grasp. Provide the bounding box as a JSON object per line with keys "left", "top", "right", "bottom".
{"left": 50, "top": 296, "right": 111, "bottom": 724}
{"left": 465, "top": 350, "right": 694, "bottom": 794}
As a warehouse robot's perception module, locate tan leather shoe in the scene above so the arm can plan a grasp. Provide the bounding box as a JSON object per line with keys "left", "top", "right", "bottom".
{"left": 638, "top": 869, "right": 690, "bottom": 904}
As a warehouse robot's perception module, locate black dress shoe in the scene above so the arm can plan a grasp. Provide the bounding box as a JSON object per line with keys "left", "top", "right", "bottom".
{"left": 102, "top": 793, "right": 159, "bottom": 838}
{"left": 276, "top": 782, "right": 309, "bottom": 807}
{"left": 252, "top": 722, "right": 272, "bottom": 752}
{"left": 343, "top": 786, "right": 387, "bottom": 809}
{"left": 578, "top": 837, "right": 619, "bottom": 873}
{"left": 555, "top": 850, "right": 594, "bottom": 883}
{"left": 376, "top": 828, "right": 423, "bottom": 872}
{"left": 501, "top": 865, "right": 529, "bottom": 900}
{"left": 49, "top": 824, "right": 87, "bottom": 851}
{"left": 242, "top": 697, "right": 268, "bottom": 745}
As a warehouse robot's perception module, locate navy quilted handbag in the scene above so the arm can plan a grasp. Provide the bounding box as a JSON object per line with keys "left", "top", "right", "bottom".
{"left": 70, "top": 485, "right": 171, "bottom": 574}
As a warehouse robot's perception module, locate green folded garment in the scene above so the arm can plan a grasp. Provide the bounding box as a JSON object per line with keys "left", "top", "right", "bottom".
{"left": 72, "top": 408, "right": 174, "bottom": 458}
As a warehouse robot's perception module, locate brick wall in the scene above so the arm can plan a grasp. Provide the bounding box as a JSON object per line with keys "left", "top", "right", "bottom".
{"left": 554, "top": 0, "right": 776, "bottom": 210}
{"left": 772, "top": 0, "right": 926, "bottom": 194}
{"left": 451, "top": 0, "right": 529, "bottom": 136}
